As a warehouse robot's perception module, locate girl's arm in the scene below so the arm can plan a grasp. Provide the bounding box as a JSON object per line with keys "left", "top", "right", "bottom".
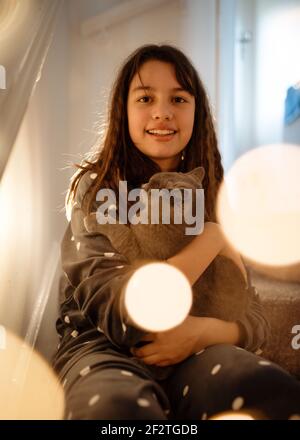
{"left": 193, "top": 317, "right": 242, "bottom": 351}
{"left": 135, "top": 225, "right": 270, "bottom": 364}
{"left": 131, "top": 315, "right": 241, "bottom": 366}
{"left": 164, "top": 222, "right": 269, "bottom": 353}
{"left": 166, "top": 221, "right": 247, "bottom": 285}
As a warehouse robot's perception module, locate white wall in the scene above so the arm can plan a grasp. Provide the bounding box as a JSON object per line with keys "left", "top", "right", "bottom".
{"left": 234, "top": 0, "right": 255, "bottom": 156}
{"left": 254, "top": 0, "right": 300, "bottom": 146}
{"left": 180, "top": 0, "right": 217, "bottom": 106}
{"left": 67, "top": 0, "right": 218, "bottom": 160}
{"left": 219, "top": 0, "right": 300, "bottom": 171}
{"left": 217, "top": 0, "right": 236, "bottom": 172}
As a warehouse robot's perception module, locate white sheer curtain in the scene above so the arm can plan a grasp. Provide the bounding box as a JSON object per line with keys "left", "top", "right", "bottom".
{"left": 0, "top": 0, "right": 61, "bottom": 179}
{"left": 0, "top": 0, "right": 63, "bottom": 336}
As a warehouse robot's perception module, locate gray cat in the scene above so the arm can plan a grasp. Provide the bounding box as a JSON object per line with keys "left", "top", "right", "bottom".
{"left": 84, "top": 167, "right": 249, "bottom": 380}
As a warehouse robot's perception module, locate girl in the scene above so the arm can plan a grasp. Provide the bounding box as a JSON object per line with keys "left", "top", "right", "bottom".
{"left": 52, "top": 44, "right": 300, "bottom": 420}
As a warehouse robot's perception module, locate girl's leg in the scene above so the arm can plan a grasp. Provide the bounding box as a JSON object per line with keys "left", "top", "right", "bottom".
{"left": 159, "top": 344, "right": 300, "bottom": 420}
{"left": 60, "top": 350, "right": 172, "bottom": 420}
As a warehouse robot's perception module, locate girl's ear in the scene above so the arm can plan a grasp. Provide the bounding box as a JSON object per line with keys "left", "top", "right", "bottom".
{"left": 186, "top": 166, "right": 205, "bottom": 182}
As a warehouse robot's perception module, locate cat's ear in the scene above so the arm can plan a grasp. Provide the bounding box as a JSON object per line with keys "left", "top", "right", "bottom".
{"left": 186, "top": 167, "right": 205, "bottom": 181}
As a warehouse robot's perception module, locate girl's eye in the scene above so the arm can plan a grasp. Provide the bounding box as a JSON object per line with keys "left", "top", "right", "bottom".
{"left": 138, "top": 96, "right": 151, "bottom": 103}
{"left": 137, "top": 96, "right": 187, "bottom": 104}
{"left": 174, "top": 97, "right": 187, "bottom": 103}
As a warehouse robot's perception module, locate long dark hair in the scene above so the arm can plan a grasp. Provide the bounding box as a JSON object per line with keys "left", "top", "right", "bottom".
{"left": 67, "top": 44, "right": 223, "bottom": 221}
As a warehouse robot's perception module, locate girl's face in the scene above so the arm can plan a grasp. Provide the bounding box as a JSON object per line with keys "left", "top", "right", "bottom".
{"left": 127, "top": 60, "right": 195, "bottom": 172}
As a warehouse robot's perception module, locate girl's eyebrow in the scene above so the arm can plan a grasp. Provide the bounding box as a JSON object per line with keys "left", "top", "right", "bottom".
{"left": 131, "top": 85, "right": 189, "bottom": 94}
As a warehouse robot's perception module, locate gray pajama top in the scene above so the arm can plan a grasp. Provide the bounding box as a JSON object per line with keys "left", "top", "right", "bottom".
{"left": 52, "top": 171, "right": 271, "bottom": 378}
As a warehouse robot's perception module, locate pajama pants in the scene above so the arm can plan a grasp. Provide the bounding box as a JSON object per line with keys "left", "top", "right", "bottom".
{"left": 59, "top": 344, "right": 300, "bottom": 420}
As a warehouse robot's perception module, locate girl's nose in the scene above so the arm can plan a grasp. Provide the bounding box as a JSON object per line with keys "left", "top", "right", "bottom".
{"left": 151, "top": 103, "right": 173, "bottom": 120}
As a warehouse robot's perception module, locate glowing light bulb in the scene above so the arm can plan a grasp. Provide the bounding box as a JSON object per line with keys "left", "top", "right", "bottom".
{"left": 124, "top": 262, "right": 192, "bottom": 332}
{"left": 217, "top": 144, "right": 300, "bottom": 266}
{"left": 0, "top": 326, "right": 64, "bottom": 419}
{"left": 209, "top": 411, "right": 255, "bottom": 420}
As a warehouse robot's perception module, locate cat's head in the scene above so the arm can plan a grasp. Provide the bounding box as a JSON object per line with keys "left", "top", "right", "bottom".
{"left": 134, "top": 167, "right": 205, "bottom": 231}
{"left": 141, "top": 167, "right": 205, "bottom": 191}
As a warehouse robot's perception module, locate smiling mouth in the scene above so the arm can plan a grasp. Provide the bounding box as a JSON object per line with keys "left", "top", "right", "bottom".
{"left": 146, "top": 129, "right": 177, "bottom": 137}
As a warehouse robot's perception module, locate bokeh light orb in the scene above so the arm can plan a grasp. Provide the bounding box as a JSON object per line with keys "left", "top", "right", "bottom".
{"left": 217, "top": 144, "right": 300, "bottom": 266}
{"left": 209, "top": 411, "right": 255, "bottom": 420}
{"left": 125, "top": 262, "right": 192, "bottom": 332}
{"left": 0, "top": 327, "right": 64, "bottom": 419}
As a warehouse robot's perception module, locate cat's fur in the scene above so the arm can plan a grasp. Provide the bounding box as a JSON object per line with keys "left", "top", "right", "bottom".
{"left": 84, "top": 167, "right": 249, "bottom": 379}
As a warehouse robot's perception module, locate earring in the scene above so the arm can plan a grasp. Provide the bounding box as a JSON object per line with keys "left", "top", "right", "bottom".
{"left": 181, "top": 150, "right": 185, "bottom": 161}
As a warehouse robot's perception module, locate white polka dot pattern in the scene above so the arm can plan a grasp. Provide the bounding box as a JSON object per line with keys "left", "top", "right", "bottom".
{"left": 64, "top": 315, "right": 70, "bottom": 324}
{"left": 90, "top": 173, "right": 98, "bottom": 180}
{"left": 88, "top": 394, "right": 100, "bottom": 406}
{"left": 195, "top": 349, "right": 205, "bottom": 355}
{"left": 76, "top": 242, "right": 81, "bottom": 251}
{"left": 211, "top": 364, "right": 222, "bottom": 375}
{"left": 104, "top": 252, "right": 115, "bottom": 257}
{"left": 232, "top": 396, "right": 244, "bottom": 411}
{"left": 71, "top": 330, "right": 79, "bottom": 338}
{"left": 137, "top": 398, "right": 150, "bottom": 407}
{"left": 121, "top": 370, "right": 133, "bottom": 376}
{"left": 258, "top": 360, "right": 271, "bottom": 366}
{"left": 183, "top": 385, "right": 189, "bottom": 397}
{"left": 79, "top": 366, "right": 91, "bottom": 377}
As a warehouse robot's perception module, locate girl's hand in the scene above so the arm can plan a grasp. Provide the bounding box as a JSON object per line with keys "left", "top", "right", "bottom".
{"left": 130, "top": 316, "right": 242, "bottom": 366}
{"left": 129, "top": 315, "right": 209, "bottom": 367}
